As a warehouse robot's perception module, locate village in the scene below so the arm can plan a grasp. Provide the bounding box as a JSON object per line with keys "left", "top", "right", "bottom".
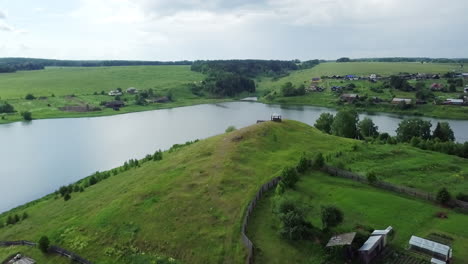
{"left": 306, "top": 72, "right": 468, "bottom": 107}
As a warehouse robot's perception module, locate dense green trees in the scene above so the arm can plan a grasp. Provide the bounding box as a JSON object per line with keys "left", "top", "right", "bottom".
{"left": 358, "top": 118, "right": 379, "bottom": 138}
{"left": 275, "top": 198, "right": 313, "bottom": 240}
{"left": 0, "top": 102, "right": 15, "bottom": 113}
{"left": 396, "top": 119, "right": 432, "bottom": 142}
{"left": 336, "top": 57, "right": 351, "bottom": 62}
{"left": 433, "top": 122, "right": 455, "bottom": 142}
{"left": 389, "top": 76, "right": 413, "bottom": 91}
{"left": 281, "top": 82, "right": 305, "bottom": 97}
{"left": 314, "top": 113, "right": 334, "bottom": 134}
{"left": 191, "top": 60, "right": 300, "bottom": 78}
{"left": 21, "top": 111, "right": 32, "bottom": 121}
{"left": 331, "top": 110, "right": 359, "bottom": 138}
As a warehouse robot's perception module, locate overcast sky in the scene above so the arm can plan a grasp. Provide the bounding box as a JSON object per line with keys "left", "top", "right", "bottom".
{"left": 0, "top": 0, "right": 467, "bottom": 61}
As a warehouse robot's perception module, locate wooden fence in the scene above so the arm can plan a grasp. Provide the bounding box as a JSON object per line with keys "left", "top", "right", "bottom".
{"left": 241, "top": 176, "right": 282, "bottom": 264}
{"left": 323, "top": 165, "right": 468, "bottom": 211}
{"left": 0, "top": 240, "right": 93, "bottom": 264}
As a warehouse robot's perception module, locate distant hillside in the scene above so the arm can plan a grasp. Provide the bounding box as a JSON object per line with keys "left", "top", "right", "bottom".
{"left": 2, "top": 120, "right": 468, "bottom": 263}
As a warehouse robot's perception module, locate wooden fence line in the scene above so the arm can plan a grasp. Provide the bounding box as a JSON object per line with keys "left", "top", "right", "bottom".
{"left": 322, "top": 165, "right": 468, "bottom": 210}
{"left": 0, "top": 240, "right": 93, "bottom": 264}
{"left": 241, "top": 176, "right": 282, "bottom": 264}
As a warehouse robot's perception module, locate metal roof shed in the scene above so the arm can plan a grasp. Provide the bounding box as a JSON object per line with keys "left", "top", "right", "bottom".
{"left": 359, "top": 235, "right": 385, "bottom": 264}
{"left": 409, "top": 236, "right": 452, "bottom": 261}
{"left": 431, "top": 258, "right": 446, "bottom": 264}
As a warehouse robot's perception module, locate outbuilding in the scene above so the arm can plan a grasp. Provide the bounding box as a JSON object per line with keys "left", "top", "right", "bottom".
{"left": 409, "top": 236, "right": 452, "bottom": 262}
{"left": 271, "top": 113, "right": 282, "bottom": 122}
{"left": 391, "top": 98, "right": 412, "bottom": 105}
{"left": 359, "top": 235, "right": 385, "bottom": 264}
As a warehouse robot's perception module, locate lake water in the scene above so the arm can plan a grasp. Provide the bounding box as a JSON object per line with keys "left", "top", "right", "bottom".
{"left": 1, "top": 101, "right": 467, "bottom": 212}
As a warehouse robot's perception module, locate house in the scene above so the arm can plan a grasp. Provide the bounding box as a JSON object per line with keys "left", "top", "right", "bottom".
{"left": 311, "top": 77, "right": 321, "bottom": 82}
{"left": 331, "top": 86, "right": 343, "bottom": 92}
{"left": 104, "top": 101, "right": 125, "bottom": 110}
{"left": 359, "top": 235, "right": 385, "bottom": 264}
{"left": 340, "top": 93, "right": 359, "bottom": 103}
{"left": 271, "top": 113, "right": 282, "bottom": 122}
{"left": 306, "top": 85, "right": 324, "bottom": 92}
{"left": 346, "top": 75, "right": 359, "bottom": 81}
{"left": 126, "top": 87, "right": 138, "bottom": 94}
{"left": 431, "top": 83, "right": 445, "bottom": 91}
{"left": 443, "top": 98, "right": 464, "bottom": 105}
{"left": 369, "top": 74, "right": 377, "bottom": 80}
{"left": 464, "top": 87, "right": 468, "bottom": 94}
{"left": 391, "top": 98, "right": 412, "bottom": 105}
{"left": 462, "top": 73, "right": 468, "bottom": 79}
{"left": 409, "top": 235, "right": 452, "bottom": 263}
{"left": 108, "top": 90, "right": 122, "bottom": 96}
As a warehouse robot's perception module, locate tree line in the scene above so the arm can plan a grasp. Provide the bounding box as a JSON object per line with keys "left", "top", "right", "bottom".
{"left": 343, "top": 57, "right": 468, "bottom": 63}
{"left": 314, "top": 110, "right": 468, "bottom": 159}
{"left": 0, "top": 58, "right": 192, "bottom": 73}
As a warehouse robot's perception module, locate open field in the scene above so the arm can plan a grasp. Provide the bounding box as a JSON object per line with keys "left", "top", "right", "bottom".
{"left": 0, "top": 65, "right": 229, "bottom": 124}
{"left": 247, "top": 172, "right": 468, "bottom": 263}
{"left": 1, "top": 121, "right": 467, "bottom": 263}
{"left": 257, "top": 62, "right": 468, "bottom": 119}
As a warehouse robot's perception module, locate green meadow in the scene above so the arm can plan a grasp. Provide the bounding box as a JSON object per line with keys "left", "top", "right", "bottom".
{"left": 1, "top": 121, "right": 467, "bottom": 263}
{"left": 257, "top": 62, "right": 468, "bottom": 119}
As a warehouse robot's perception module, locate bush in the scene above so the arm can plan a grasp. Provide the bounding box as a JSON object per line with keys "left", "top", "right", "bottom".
{"left": 367, "top": 172, "right": 378, "bottom": 184}
{"left": 38, "top": 236, "right": 50, "bottom": 253}
{"left": 0, "top": 102, "right": 15, "bottom": 113}
{"left": 225, "top": 126, "right": 237, "bottom": 133}
{"left": 280, "top": 167, "right": 298, "bottom": 188}
{"left": 153, "top": 150, "right": 163, "bottom": 161}
{"left": 296, "top": 154, "right": 312, "bottom": 173}
{"left": 436, "top": 188, "right": 452, "bottom": 205}
{"left": 313, "top": 153, "right": 325, "bottom": 169}
{"left": 321, "top": 206, "right": 344, "bottom": 230}
{"left": 456, "top": 193, "right": 468, "bottom": 202}
{"left": 275, "top": 198, "right": 313, "bottom": 240}
{"left": 64, "top": 193, "right": 71, "bottom": 201}
{"left": 21, "top": 111, "right": 32, "bottom": 121}
{"left": 25, "top": 93, "right": 36, "bottom": 100}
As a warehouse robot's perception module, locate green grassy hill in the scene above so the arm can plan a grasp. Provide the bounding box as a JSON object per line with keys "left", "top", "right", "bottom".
{"left": 1, "top": 120, "right": 467, "bottom": 263}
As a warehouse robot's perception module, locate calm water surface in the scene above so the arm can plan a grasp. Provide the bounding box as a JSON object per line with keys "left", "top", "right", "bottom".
{"left": 1, "top": 101, "right": 467, "bottom": 212}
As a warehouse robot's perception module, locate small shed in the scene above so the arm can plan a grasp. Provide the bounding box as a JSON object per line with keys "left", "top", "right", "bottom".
{"left": 7, "top": 254, "right": 36, "bottom": 264}
{"left": 391, "top": 98, "right": 412, "bottom": 105}
{"left": 271, "top": 113, "right": 282, "bottom": 122}
{"left": 371, "top": 226, "right": 393, "bottom": 246}
{"left": 359, "top": 235, "right": 385, "bottom": 264}
{"left": 340, "top": 93, "right": 359, "bottom": 103}
{"left": 443, "top": 99, "right": 464, "bottom": 105}
{"left": 326, "top": 232, "right": 356, "bottom": 260}
{"left": 409, "top": 235, "right": 452, "bottom": 262}
{"left": 464, "top": 87, "right": 468, "bottom": 94}
{"left": 311, "top": 77, "right": 321, "bottom": 82}
{"left": 431, "top": 258, "right": 446, "bottom": 264}
{"left": 431, "top": 83, "right": 444, "bottom": 91}
{"left": 126, "top": 87, "right": 138, "bottom": 94}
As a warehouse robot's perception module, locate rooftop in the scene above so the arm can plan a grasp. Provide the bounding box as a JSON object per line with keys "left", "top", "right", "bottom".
{"left": 359, "top": 235, "right": 382, "bottom": 251}
{"left": 409, "top": 236, "right": 451, "bottom": 257}
{"left": 326, "top": 232, "right": 356, "bottom": 247}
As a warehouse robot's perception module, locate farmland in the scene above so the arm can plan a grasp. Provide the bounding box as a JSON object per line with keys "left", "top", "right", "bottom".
{"left": 1, "top": 120, "right": 468, "bottom": 263}
{"left": 257, "top": 62, "right": 468, "bottom": 119}
{"left": 0, "top": 65, "right": 227, "bottom": 123}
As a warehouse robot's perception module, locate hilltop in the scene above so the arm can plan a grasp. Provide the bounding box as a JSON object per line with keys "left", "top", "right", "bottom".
{"left": 1, "top": 120, "right": 468, "bottom": 263}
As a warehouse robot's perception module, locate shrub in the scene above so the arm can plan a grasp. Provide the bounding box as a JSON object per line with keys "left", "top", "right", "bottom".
{"left": 313, "top": 153, "right": 325, "bottom": 169}
{"left": 38, "top": 236, "right": 50, "bottom": 253}
{"left": 225, "top": 126, "right": 237, "bottom": 133}
{"left": 22, "top": 212, "right": 28, "bottom": 220}
{"left": 64, "top": 193, "right": 71, "bottom": 201}
{"left": 25, "top": 94, "right": 36, "bottom": 100}
{"left": 321, "top": 206, "right": 344, "bottom": 230}
{"left": 436, "top": 188, "right": 452, "bottom": 205}
{"left": 153, "top": 150, "right": 163, "bottom": 161}
{"left": 275, "top": 198, "right": 313, "bottom": 240}
{"left": 367, "top": 172, "right": 378, "bottom": 184}
{"left": 296, "top": 154, "right": 312, "bottom": 173}
{"left": 21, "top": 111, "right": 32, "bottom": 121}
{"left": 281, "top": 167, "right": 298, "bottom": 188}
{"left": 456, "top": 193, "right": 468, "bottom": 202}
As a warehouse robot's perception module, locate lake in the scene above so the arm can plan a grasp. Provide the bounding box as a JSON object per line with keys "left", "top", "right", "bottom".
{"left": 1, "top": 101, "right": 467, "bottom": 212}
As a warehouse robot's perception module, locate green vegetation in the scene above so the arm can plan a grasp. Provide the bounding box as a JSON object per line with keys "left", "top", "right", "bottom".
{"left": 247, "top": 172, "right": 468, "bottom": 263}
{"left": 0, "top": 65, "right": 231, "bottom": 124}
{"left": 1, "top": 120, "right": 468, "bottom": 263}
{"left": 257, "top": 62, "right": 468, "bottom": 119}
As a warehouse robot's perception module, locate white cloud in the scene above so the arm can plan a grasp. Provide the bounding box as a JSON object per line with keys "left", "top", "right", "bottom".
{"left": 0, "top": 10, "right": 6, "bottom": 19}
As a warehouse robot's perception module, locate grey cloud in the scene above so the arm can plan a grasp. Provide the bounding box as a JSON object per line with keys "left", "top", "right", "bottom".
{"left": 0, "top": 10, "right": 6, "bottom": 19}
{"left": 0, "top": 23, "right": 12, "bottom": 31}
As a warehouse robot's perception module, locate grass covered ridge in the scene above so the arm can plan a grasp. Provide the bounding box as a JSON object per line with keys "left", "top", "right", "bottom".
{"left": 1, "top": 120, "right": 467, "bottom": 263}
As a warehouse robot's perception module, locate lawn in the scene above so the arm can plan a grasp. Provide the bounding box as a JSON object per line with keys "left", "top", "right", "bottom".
{"left": 1, "top": 121, "right": 467, "bottom": 263}
{"left": 247, "top": 172, "right": 468, "bottom": 263}
{"left": 256, "top": 62, "right": 468, "bottom": 119}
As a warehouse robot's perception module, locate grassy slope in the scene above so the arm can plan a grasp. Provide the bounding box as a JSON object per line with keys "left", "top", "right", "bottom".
{"left": 0, "top": 66, "right": 229, "bottom": 124}
{"left": 1, "top": 121, "right": 467, "bottom": 263}
{"left": 257, "top": 62, "right": 468, "bottom": 119}
{"left": 248, "top": 172, "right": 468, "bottom": 264}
